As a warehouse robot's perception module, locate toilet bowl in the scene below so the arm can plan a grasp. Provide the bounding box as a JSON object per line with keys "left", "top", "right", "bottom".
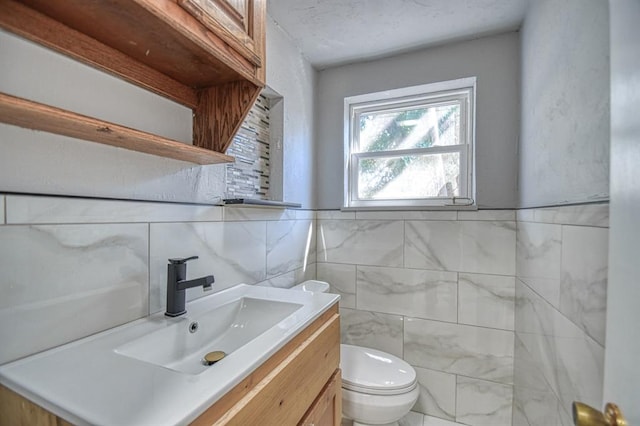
{"left": 291, "top": 281, "right": 419, "bottom": 426}
{"left": 340, "top": 344, "right": 419, "bottom": 426}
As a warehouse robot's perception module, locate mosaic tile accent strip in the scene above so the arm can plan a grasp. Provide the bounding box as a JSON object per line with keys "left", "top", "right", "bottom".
{"left": 226, "top": 94, "right": 271, "bottom": 199}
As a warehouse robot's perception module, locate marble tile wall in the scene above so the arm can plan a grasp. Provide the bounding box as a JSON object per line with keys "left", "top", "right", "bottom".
{"left": 317, "top": 210, "right": 517, "bottom": 425}
{"left": 1, "top": 196, "right": 607, "bottom": 426}
{"left": 0, "top": 194, "right": 315, "bottom": 365}
{"left": 513, "top": 203, "right": 608, "bottom": 426}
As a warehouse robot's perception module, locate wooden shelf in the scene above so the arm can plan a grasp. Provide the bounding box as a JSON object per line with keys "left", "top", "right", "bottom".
{"left": 0, "top": 92, "right": 234, "bottom": 165}
{"left": 0, "top": 0, "right": 266, "bottom": 161}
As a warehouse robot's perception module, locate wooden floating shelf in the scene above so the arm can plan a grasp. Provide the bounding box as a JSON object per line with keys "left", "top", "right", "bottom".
{"left": 0, "top": 0, "right": 267, "bottom": 162}
{"left": 0, "top": 92, "right": 235, "bottom": 165}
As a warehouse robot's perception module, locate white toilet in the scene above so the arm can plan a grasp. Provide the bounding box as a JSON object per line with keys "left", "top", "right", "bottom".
{"left": 291, "top": 281, "right": 420, "bottom": 426}
{"left": 341, "top": 344, "right": 419, "bottom": 426}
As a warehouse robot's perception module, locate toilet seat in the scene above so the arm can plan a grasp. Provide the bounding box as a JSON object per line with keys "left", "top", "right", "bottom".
{"left": 340, "top": 344, "right": 417, "bottom": 396}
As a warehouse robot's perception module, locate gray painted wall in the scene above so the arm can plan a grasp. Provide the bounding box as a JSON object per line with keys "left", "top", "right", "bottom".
{"left": 315, "top": 32, "right": 520, "bottom": 209}
{"left": 0, "top": 18, "right": 317, "bottom": 208}
{"left": 518, "top": 0, "right": 609, "bottom": 208}
{"left": 266, "top": 17, "right": 317, "bottom": 208}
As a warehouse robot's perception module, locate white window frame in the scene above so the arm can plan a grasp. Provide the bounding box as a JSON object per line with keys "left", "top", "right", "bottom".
{"left": 343, "top": 77, "right": 476, "bottom": 209}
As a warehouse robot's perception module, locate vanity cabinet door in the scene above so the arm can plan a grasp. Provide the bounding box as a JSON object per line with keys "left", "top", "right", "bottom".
{"left": 299, "top": 370, "right": 342, "bottom": 426}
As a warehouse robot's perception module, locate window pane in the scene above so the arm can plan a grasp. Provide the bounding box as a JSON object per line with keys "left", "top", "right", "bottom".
{"left": 358, "top": 103, "right": 460, "bottom": 153}
{"left": 357, "top": 152, "right": 461, "bottom": 200}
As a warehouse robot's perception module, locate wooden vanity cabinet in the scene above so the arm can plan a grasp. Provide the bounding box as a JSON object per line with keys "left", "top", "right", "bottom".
{"left": 193, "top": 303, "right": 341, "bottom": 426}
{"left": 0, "top": 0, "right": 267, "bottom": 163}
{"left": 299, "top": 370, "right": 342, "bottom": 426}
{"left": 0, "top": 303, "right": 341, "bottom": 426}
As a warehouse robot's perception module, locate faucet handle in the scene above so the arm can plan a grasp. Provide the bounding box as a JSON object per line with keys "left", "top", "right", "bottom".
{"left": 168, "top": 256, "right": 199, "bottom": 265}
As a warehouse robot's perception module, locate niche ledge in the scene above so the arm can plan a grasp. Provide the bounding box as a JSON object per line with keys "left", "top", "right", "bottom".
{"left": 223, "top": 198, "right": 302, "bottom": 209}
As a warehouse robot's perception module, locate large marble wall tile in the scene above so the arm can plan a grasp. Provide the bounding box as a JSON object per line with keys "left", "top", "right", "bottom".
{"left": 511, "top": 394, "right": 530, "bottom": 426}
{"left": 412, "top": 367, "right": 456, "bottom": 420}
{"left": 405, "top": 221, "right": 516, "bottom": 275}
{"left": 513, "top": 334, "right": 552, "bottom": 393}
{"left": 223, "top": 207, "right": 296, "bottom": 221}
{"left": 532, "top": 204, "right": 609, "bottom": 228}
{"left": 515, "top": 280, "right": 563, "bottom": 395}
{"left": 0, "top": 224, "right": 148, "bottom": 364}
{"left": 423, "top": 415, "right": 462, "bottom": 426}
{"left": 357, "top": 266, "right": 457, "bottom": 322}
{"left": 356, "top": 211, "right": 456, "bottom": 221}
{"left": 316, "top": 210, "right": 356, "bottom": 220}
{"left": 518, "top": 205, "right": 609, "bottom": 227}
{"left": 553, "top": 324, "right": 604, "bottom": 418}
{"left": 404, "top": 318, "right": 514, "bottom": 384}
{"left": 266, "top": 220, "right": 315, "bottom": 277}
{"left": 458, "top": 273, "right": 515, "bottom": 330}
{"left": 317, "top": 220, "right": 403, "bottom": 267}
{"left": 5, "top": 195, "right": 223, "bottom": 224}
{"left": 398, "top": 412, "right": 425, "bottom": 426}
{"left": 516, "top": 222, "right": 562, "bottom": 307}
{"left": 557, "top": 405, "right": 574, "bottom": 426}
{"left": 456, "top": 376, "right": 513, "bottom": 426}
{"left": 560, "top": 225, "right": 608, "bottom": 345}
{"left": 316, "top": 210, "right": 355, "bottom": 220}
{"left": 513, "top": 383, "right": 559, "bottom": 426}
{"left": 516, "top": 209, "right": 536, "bottom": 222}
{"left": 340, "top": 308, "right": 404, "bottom": 358}
{"left": 256, "top": 264, "right": 316, "bottom": 289}
{"left": 513, "top": 335, "right": 560, "bottom": 426}
{"left": 316, "top": 263, "right": 356, "bottom": 308}
{"left": 515, "top": 280, "right": 604, "bottom": 412}
{"left": 457, "top": 210, "right": 516, "bottom": 221}
{"left": 293, "top": 210, "right": 316, "bottom": 220}
{"left": 149, "top": 222, "right": 266, "bottom": 313}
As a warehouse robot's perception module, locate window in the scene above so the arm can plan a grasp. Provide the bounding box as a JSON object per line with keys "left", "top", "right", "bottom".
{"left": 344, "top": 77, "right": 476, "bottom": 209}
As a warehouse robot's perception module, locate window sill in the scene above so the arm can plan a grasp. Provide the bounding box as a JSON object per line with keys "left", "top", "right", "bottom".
{"left": 341, "top": 205, "right": 478, "bottom": 212}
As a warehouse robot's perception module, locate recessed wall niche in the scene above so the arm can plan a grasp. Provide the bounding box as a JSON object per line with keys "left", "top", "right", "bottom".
{"left": 225, "top": 88, "right": 284, "bottom": 201}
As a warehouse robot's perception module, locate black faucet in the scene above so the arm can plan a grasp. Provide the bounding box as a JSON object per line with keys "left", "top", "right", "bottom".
{"left": 165, "top": 256, "right": 215, "bottom": 317}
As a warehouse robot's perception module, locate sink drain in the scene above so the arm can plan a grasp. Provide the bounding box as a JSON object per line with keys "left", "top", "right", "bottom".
{"left": 189, "top": 321, "right": 199, "bottom": 333}
{"left": 203, "top": 351, "right": 226, "bottom": 366}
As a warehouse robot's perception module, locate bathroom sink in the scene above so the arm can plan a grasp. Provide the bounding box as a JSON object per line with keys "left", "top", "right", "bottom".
{"left": 115, "top": 297, "right": 303, "bottom": 374}
{"left": 0, "top": 284, "right": 340, "bottom": 426}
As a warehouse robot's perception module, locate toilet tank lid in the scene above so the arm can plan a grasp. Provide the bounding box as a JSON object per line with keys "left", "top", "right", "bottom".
{"left": 340, "top": 344, "right": 417, "bottom": 392}
{"left": 291, "top": 280, "right": 330, "bottom": 293}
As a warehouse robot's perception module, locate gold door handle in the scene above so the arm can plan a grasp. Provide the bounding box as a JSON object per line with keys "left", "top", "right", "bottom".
{"left": 572, "top": 402, "right": 627, "bottom": 426}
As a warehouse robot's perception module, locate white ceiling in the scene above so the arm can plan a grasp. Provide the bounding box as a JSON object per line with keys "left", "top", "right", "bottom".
{"left": 267, "top": 0, "right": 528, "bottom": 69}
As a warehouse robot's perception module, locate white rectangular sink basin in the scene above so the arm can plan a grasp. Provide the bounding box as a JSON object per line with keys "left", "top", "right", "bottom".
{"left": 115, "top": 297, "right": 302, "bottom": 374}
{"left": 0, "top": 284, "right": 340, "bottom": 426}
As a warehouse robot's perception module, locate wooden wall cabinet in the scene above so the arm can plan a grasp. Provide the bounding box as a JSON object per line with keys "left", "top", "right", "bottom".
{"left": 0, "top": 304, "right": 342, "bottom": 426}
{"left": 180, "top": 0, "right": 264, "bottom": 71}
{"left": 0, "top": 0, "right": 267, "bottom": 164}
